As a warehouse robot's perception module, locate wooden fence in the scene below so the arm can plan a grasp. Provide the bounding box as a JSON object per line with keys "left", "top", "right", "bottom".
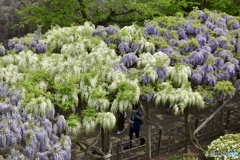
{"left": 75, "top": 106, "right": 240, "bottom": 160}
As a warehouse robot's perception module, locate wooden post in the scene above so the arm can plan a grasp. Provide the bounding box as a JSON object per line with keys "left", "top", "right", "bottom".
{"left": 146, "top": 104, "right": 151, "bottom": 160}
{"left": 225, "top": 110, "right": 231, "bottom": 131}
{"left": 101, "top": 128, "right": 110, "bottom": 155}
{"left": 184, "top": 107, "right": 189, "bottom": 153}
{"left": 194, "top": 119, "right": 199, "bottom": 138}
{"left": 157, "top": 128, "right": 162, "bottom": 155}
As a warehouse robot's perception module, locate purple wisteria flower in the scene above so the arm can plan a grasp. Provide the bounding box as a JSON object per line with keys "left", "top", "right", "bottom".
{"left": 14, "top": 43, "right": 25, "bottom": 53}
{"left": 188, "top": 51, "right": 204, "bottom": 67}
{"left": 196, "top": 35, "right": 206, "bottom": 46}
{"left": 228, "top": 20, "right": 240, "bottom": 30}
{"left": 0, "top": 134, "right": 7, "bottom": 148}
{"left": 56, "top": 115, "right": 66, "bottom": 135}
{"left": 214, "top": 57, "right": 225, "bottom": 68}
{"left": 140, "top": 92, "right": 154, "bottom": 102}
{"left": 234, "top": 79, "right": 240, "bottom": 91}
{"left": 205, "top": 22, "right": 217, "bottom": 31}
{"left": 6, "top": 149, "right": 25, "bottom": 160}
{"left": 35, "top": 43, "right": 47, "bottom": 54}
{"left": 230, "top": 58, "right": 240, "bottom": 71}
{"left": 142, "top": 74, "right": 151, "bottom": 85}
{"left": 168, "top": 39, "right": 179, "bottom": 47}
{"left": 8, "top": 41, "right": 15, "bottom": 50}
{"left": 0, "top": 45, "right": 5, "bottom": 56}
{"left": 130, "top": 43, "right": 141, "bottom": 52}
{"left": 208, "top": 39, "right": 219, "bottom": 51}
{"left": 182, "top": 58, "right": 190, "bottom": 64}
{"left": 223, "top": 62, "right": 235, "bottom": 77}
{"left": 114, "top": 64, "right": 130, "bottom": 74}
{"left": 217, "top": 39, "right": 232, "bottom": 50}
{"left": 177, "top": 29, "right": 188, "bottom": 40}
{"left": 35, "top": 128, "right": 48, "bottom": 142}
{"left": 23, "top": 146, "right": 35, "bottom": 160}
{"left": 201, "top": 64, "right": 215, "bottom": 72}
{"left": 219, "top": 50, "right": 233, "bottom": 62}
{"left": 92, "top": 26, "right": 107, "bottom": 37}
{"left": 157, "top": 48, "right": 174, "bottom": 55}
{"left": 36, "top": 151, "right": 51, "bottom": 160}
{"left": 143, "top": 24, "right": 158, "bottom": 35}
{"left": 156, "top": 67, "right": 167, "bottom": 79}
{"left": 213, "top": 28, "right": 226, "bottom": 37}
{"left": 118, "top": 42, "right": 130, "bottom": 53}
{"left": 105, "top": 25, "right": 119, "bottom": 35}
{"left": 120, "top": 52, "right": 138, "bottom": 67}
{"left": 203, "top": 73, "right": 217, "bottom": 86}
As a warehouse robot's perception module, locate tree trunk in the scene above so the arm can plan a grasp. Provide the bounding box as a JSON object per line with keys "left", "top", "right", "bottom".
{"left": 145, "top": 103, "right": 151, "bottom": 160}
{"left": 101, "top": 128, "right": 110, "bottom": 155}
{"left": 184, "top": 107, "right": 189, "bottom": 153}
{"left": 218, "top": 100, "right": 224, "bottom": 135}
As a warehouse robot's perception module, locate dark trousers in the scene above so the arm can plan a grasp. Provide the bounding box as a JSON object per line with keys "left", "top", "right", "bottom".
{"left": 117, "top": 113, "right": 125, "bottom": 131}
{"left": 129, "top": 127, "right": 143, "bottom": 148}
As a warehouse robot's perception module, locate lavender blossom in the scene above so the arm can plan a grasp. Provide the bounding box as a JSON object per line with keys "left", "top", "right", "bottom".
{"left": 142, "top": 74, "right": 151, "bottom": 85}
{"left": 8, "top": 41, "right": 15, "bottom": 50}
{"left": 36, "top": 151, "right": 51, "bottom": 160}
{"left": 143, "top": 24, "right": 158, "bottom": 35}
{"left": 40, "top": 141, "right": 51, "bottom": 152}
{"left": 168, "top": 39, "right": 179, "bottom": 47}
{"left": 23, "top": 146, "right": 35, "bottom": 160}
{"left": 213, "top": 28, "right": 226, "bottom": 37}
{"left": 120, "top": 52, "right": 138, "bottom": 67}
{"left": 0, "top": 103, "right": 10, "bottom": 113}
{"left": 182, "top": 58, "right": 190, "bottom": 64}
{"left": 0, "top": 45, "right": 5, "bottom": 56}
{"left": 177, "top": 29, "right": 188, "bottom": 40}
{"left": 234, "top": 80, "right": 240, "bottom": 91}
{"left": 184, "top": 22, "right": 195, "bottom": 35}
{"left": 219, "top": 50, "right": 233, "bottom": 62}
{"left": 36, "top": 43, "right": 47, "bottom": 54}
{"left": 203, "top": 73, "right": 217, "bottom": 86}
{"left": 0, "top": 134, "right": 7, "bottom": 148}
{"left": 41, "top": 118, "right": 52, "bottom": 137}
{"left": 114, "top": 64, "right": 130, "bottom": 74}
{"left": 105, "top": 25, "right": 119, "bottom": 35}
{"left": 56, "top": 115, "right": 66, "bottom": 135}
{"left": 92, "top": 26, "right": 107, "bottom": 37}
{"left": 130, "top": 43, "right": 140, "bottom": 52}
{"left": 191, "top": 73, "right": 202, "bottom": 84}
{"left": 118, "top": 42, "right": 130, "bottom": 53}
{"left": 157, "top": 48, "right": 174, "bottom": 55}
{"left": 205, "top": 22, "right": 217, "bottom": 30}
{"left": 14, "top": 43, "right": 25, "bottom": 53}
{"left": 156, "top": 67, "right": 167, "bottom": 79}
{"left": 201, "top": 45, "right": 212, "bottom": 53}
{"left": 196, "top": 35, "right": 206, "bottom": 46}
{"left": 6, "top": 149, "right": 25, "bottom": 160}
{"left": 228, "top": 20, "right": 240, "bottom": 30}
{"left": 201, "top": 64, "right": 215, "bottom": 72}
{"left": 35, "top": 128, "right": 48, "bottom": 142}
{"left": 188, "top": 51, "right": 204, "bottom": 67}
{"left": 223, "top": 62, "right": 235, "bottom": 77}
{"left": 208, "top": 39, "right": 219, "bottom": 51}
{"left": 214, "top": 57, "right": 225, "bottom": 68}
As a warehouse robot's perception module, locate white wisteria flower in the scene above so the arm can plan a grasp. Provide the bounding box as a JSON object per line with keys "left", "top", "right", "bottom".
{"left": 97, "top": 112, "right": 116, "bottom": 131}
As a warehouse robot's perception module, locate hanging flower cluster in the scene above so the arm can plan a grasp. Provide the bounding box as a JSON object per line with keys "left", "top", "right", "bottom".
{"left": 205, "top": 133, "right": 240, "bottom": 159}
{"left": 0, "top": 84, "right": 71, "bottom": 160}
{"left": 7, "top": 30, "right": 47, "bottom": 54}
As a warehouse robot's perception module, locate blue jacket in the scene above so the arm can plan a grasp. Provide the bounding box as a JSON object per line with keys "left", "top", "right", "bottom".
{"left": 130, "top": 111, "right": 143, "bottom": 130}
